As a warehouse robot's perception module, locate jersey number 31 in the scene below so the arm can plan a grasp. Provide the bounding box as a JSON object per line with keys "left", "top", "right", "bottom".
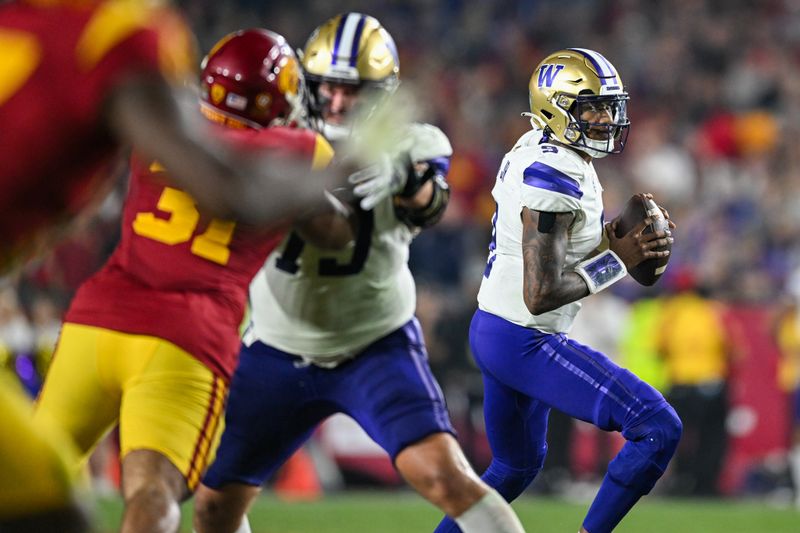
{"left": 133, "top": 186, "right": 235, "bottom": 266}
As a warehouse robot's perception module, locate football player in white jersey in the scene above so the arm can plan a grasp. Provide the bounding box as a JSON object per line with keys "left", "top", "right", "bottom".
{"left": 435, "top": 49, "right": 682, "bottom": 533}
{"left": 193, "top": 13, "right": 526, "bottom": 533}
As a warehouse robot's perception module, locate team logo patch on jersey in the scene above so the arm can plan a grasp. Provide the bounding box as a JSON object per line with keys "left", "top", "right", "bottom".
{"left": 210, "top": 83, "right": 226, "bottom": 105}
{"left": 542, "top": 145, "right": 558, "bottom": 153}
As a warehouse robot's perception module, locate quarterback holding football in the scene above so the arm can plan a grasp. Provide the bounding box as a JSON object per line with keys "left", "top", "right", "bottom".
{"left": 435, "top": 49, "right": 681, "bottom": 533}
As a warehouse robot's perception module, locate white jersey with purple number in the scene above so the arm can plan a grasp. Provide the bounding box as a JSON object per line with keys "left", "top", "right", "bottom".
{"left": 245, "top": 123, "right": 452, "bottom": 365}
{"left": 477, "top": 129, "right": 605, "bottom": 334}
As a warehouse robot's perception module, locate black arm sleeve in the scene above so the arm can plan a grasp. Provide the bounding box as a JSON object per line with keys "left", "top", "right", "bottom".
{"left": 396, "top": 154, "right": 426, "bottom": 198}
{"left": 394, "top": 173, "right": 450, "bottom": 229}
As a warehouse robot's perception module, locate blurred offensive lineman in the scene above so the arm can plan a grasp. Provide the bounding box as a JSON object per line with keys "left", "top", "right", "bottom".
{"left": 33, "top": 29, "right": 337, "bottom": 533}
{"left": 434, "top": 49, "right": 681, "bottom": 533}
{"left": 193, "top": 13, "right": 526, "bottom": 533}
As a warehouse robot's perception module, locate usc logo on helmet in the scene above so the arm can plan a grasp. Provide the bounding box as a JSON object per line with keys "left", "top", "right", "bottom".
{"left": 277, "top": 56, "right": 299, "bottom": 97}
{"left": 210, "top": 84, "right": 225, "bottom": 105}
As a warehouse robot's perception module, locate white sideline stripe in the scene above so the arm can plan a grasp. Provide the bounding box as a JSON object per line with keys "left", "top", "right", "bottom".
{"left": 407, "top": 318, "right": 450, "bottom": 431}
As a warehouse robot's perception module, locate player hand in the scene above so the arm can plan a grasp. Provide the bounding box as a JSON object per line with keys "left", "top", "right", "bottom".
{"left": 607, "top": 217, "right": 672, "bottom": 269}
{"left": 348, "top": 154, "right": 407, "bottom": 210}
{"left": 642, "top": 192, "right": 677, "bottom": 230}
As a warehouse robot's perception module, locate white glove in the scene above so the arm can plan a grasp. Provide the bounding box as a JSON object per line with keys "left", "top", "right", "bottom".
{"left": 347, "top": 124, "right": 452, "bottom": 211}
{"left": 405, "top": 123, "right": 453, "bottom": 162}
{"left": 348, "top": 155, "right": 407, "bottom": 211}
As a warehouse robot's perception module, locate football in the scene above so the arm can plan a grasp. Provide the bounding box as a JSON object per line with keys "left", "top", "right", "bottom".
{"left": 613, "top": 193, "right": 671, "bottom": 286}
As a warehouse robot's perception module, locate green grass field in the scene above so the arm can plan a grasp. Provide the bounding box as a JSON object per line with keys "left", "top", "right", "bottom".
{"left": 96, "top": 491, "right": 799, "bottom": 533}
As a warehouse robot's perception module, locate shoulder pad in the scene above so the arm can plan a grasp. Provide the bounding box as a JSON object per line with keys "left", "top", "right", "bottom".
{"left": 508, "top": 142, "right": 580, "bottom": 179}
{"left": 404, "top": 123, "right": 453, "bottom": 162}
{"left": 76, "top": 0, "right": 195, "bottom": 80}
{"left": 511, "top": 129, "right": 544, "bottom": 151}
{"left": 76, "top": 0, "right": 152, "bottom": 71}
{"left": 529, "top": 143, "right": 584, "bottom": 180}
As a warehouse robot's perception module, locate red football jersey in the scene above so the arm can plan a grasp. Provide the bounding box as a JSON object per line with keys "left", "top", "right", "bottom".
{"left": 66, "top": 125, "right": 332, "bottom": 380}
{"left": 0, "top": 0, "right": 194, "bottom": 268}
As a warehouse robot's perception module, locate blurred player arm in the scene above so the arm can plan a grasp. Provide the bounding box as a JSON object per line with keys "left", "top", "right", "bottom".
{"left": 349, "top": 122, "right": 451, "bottom": 228}
{"left": 393, "top": 160, "right": 450, "bottom": 229}
{"left": 349, "top": 154, "right": 450, "bottom": 229}
{"left": 293, "top": 190, "right": 358, "bottom": 250}
{"left": 104, "top": 75, "right": 336, "bottom": 225}
{"left": 521, "top": 207, "right": 589, "bottom": 315}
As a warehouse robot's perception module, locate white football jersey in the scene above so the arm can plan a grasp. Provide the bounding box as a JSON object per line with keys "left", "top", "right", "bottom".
{"left": 477, "top": 129, "right": 605, "bottom": 333}
{"left": 245, "top": 123, "right": 452, "bottom": 365}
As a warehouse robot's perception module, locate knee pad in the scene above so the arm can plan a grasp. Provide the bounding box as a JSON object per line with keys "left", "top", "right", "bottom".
{"left": 607, "top": 405, "right": 682, "bottom": 494}
{"left": 482, "top": 447, "right": 547, "bottom": 502}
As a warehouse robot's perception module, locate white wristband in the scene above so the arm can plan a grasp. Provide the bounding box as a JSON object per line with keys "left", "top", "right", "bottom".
{"left": 574, "top": 249, "right": 627, "bottom": 294}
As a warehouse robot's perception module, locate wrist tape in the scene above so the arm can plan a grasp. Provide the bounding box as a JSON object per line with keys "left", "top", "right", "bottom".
{"left": 574, "top": 249, "right": 627, "bottom": 294}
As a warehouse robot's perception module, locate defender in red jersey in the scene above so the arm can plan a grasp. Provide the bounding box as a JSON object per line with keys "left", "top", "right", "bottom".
{"left": 0, "top": 1, "right": 198, "bottom": 530}
{"left": 33, "top": 28, "right": 336, "bottom": 533}
{"left": 0, "top": 1, "right": 348, "bottom": 530}
{"left": 0, "top": 1, "right": 340, "bottom": 273}
{"left": 66, "top": 124, "right": 329, "bottom": 381}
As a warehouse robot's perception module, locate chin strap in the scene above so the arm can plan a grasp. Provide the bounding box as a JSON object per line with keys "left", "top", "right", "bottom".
{"left": 576, "top": 135, "right": 612, "bottom": 159}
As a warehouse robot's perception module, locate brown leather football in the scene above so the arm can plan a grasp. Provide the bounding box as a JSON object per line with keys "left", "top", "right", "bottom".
{"left": 613, "top": 193, "right": 671, "bottom": 286}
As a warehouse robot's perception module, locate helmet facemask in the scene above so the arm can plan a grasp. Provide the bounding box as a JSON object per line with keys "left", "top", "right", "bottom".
{"left": 305, "top": 76, "right": 398, "bottom": 141}
{"left": 565, "top": 93, "right": 630, "bottom": 159}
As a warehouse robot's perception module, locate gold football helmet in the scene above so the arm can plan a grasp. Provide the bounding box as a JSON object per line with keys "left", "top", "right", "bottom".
{"left": 301, "top": 12, "right": 399, "bottom": 139}
{"left": 526, "top": 48, "right": 629, "bottom": 158}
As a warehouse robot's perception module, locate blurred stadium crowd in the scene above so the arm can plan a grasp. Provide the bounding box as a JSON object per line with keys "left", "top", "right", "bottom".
{"left": 3, "top": 0, "right": 800, "bottom": 503}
